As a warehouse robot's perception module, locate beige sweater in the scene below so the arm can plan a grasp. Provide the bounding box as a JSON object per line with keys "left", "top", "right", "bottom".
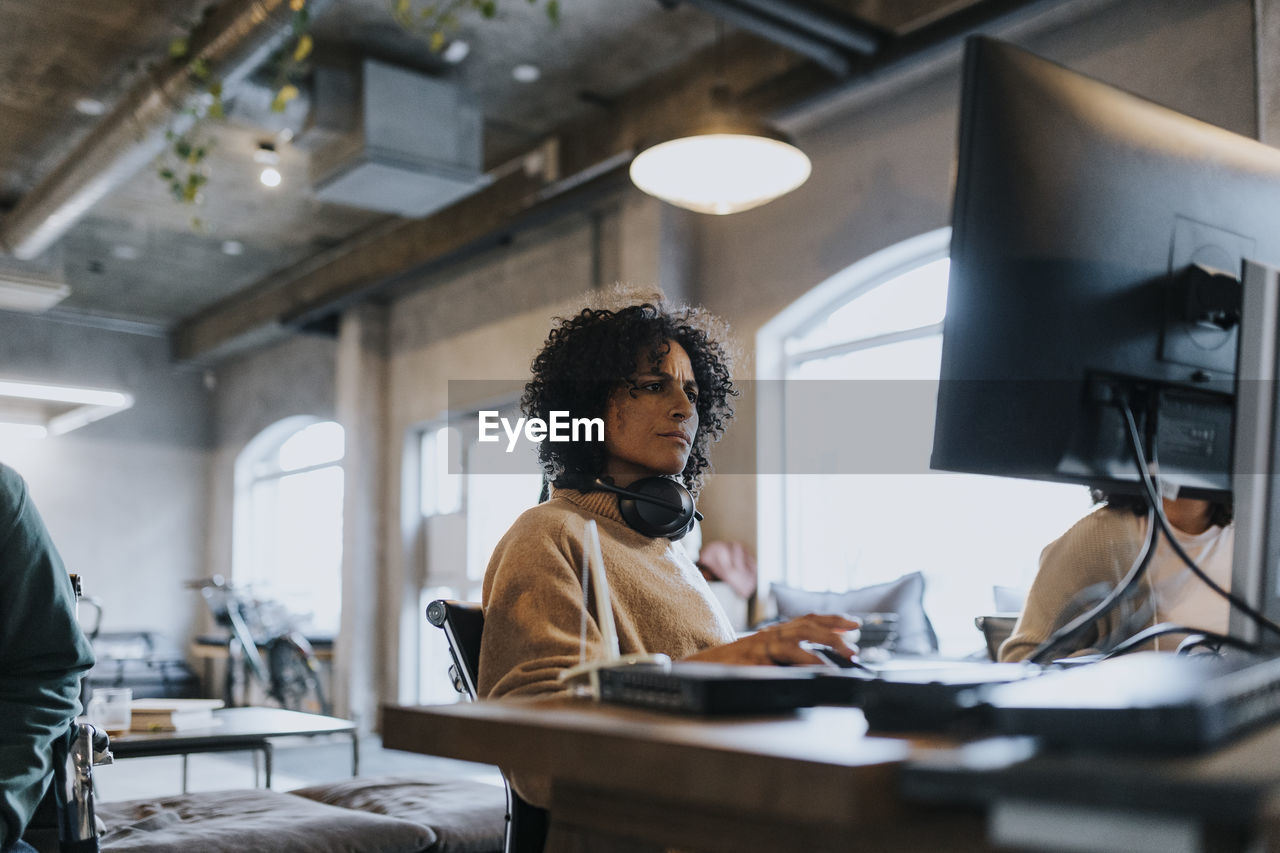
{"left": 479, "top": 487, "right": 736, "bottom": 700}
{"left": 1000, "top": 506, "right": 1233, "bottom": 662}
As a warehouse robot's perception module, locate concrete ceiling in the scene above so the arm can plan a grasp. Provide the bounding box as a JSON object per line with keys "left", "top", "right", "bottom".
{"left": 0, "top": 0, "right": 1018, "bottom": 357}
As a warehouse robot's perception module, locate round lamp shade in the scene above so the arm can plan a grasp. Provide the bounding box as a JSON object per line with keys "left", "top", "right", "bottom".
{"left": 629, "top": 132, "right": 812, "bottom": 215}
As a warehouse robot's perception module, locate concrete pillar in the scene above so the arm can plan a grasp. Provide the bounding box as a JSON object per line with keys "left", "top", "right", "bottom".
{"left": 334, "top": 304, "right": 388, "bottom": 728}
{"left": 614, "top": 192, "right": 699, "bottom": 304}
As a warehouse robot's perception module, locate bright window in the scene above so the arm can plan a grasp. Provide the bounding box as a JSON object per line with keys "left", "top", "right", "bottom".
{"left": 759, "top": 230, "right": 1092, "bottom": 656}
{"left": 233, "top": 417, "right": 344, "bottom": 636}
{"left": 416, "top": 404, "right": 542, "bottom": 703}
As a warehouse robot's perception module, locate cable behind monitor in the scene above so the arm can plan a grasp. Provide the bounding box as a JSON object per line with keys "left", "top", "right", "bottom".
{"left": 1119, "top": 400, "right": 1280, "bottom": 642}
{"left": 1027, "top": 505, "right": 1158, "bottom": 665}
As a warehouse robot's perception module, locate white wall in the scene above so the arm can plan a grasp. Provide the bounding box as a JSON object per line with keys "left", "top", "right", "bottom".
{"left": 0, "top": 310, "right": 211, "bottom": 643}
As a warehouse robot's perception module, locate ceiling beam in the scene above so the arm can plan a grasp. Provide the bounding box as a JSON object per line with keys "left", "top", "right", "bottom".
{"left": 674, "top": 0, "right": 857, "bottom": 76}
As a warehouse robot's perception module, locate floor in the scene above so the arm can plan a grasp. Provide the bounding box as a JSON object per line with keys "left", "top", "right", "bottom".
{"left": 94, "top": 731, "right": 505, "bottom": 802}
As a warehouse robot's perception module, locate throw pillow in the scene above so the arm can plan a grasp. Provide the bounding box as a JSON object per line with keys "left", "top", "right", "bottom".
{"left": 771, "top": 571, "right": 940, "bottom": 655}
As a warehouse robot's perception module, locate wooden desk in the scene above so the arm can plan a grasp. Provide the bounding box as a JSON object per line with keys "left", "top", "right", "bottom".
{"left": 382, "top": 699, "right": 991, "bottom": 852}
{"left": 110, "top": 707, "right": 358, "bottom": 792}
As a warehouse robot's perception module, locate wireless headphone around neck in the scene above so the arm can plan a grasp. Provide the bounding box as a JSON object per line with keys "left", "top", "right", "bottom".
{"left": 591, "top": 477, "right": 702, "bottom": 541}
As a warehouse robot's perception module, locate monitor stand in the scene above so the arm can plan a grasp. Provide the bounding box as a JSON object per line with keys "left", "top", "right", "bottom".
{"left": 1230, "top": 259, "right": 1280, "bottom": 650}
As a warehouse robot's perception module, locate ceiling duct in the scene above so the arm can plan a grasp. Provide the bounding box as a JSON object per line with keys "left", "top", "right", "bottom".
{"left": 299, "top": 60, "right": 489, "bottom": 217}
{"left": 0, "top": 0, "right": 331, "bottom": 261}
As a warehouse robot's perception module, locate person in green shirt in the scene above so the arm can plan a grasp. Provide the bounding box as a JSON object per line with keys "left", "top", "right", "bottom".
{"left": 0, "top": 463, "right": 94, "bottom": 853}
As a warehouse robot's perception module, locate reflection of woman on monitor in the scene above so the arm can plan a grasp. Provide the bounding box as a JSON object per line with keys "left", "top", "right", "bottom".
{"left": 999, "top": 493, "right": 1234, "bottom": 662}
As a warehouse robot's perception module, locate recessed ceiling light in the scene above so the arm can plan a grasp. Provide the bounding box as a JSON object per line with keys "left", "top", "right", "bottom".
{"left": 442, "top": 40, "right": 470, "bottom": 64}
{"left": 74, "top": 98, "right": 106, "bottom": 116}
{"left": 253, "top": 142, "right": 280, "bottom": 165}
{"left": 110, "top": 245, "right": 141, "bottom": 261}
{"left": 259, "top": 167, "right": 282, "bottom": 188}
{"left": 221, "top": 240, "right": 244, "bottom": 256}
{"left": 512, "top": 64, "right": 541, "bottom": 83}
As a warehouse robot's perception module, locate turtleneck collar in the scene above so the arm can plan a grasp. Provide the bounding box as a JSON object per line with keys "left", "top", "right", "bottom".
{"left": 551, "top": 487, "right": 625, "bottom": 525}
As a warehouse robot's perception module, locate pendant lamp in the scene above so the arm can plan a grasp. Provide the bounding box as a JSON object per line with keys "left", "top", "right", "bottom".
{"left": 629, "top": 87, "right": 811, "bottom": 215}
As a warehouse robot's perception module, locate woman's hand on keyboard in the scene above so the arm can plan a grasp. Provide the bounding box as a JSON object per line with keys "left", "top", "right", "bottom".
{"left": 683, "top": 613, "right": 861, "bottom": 666}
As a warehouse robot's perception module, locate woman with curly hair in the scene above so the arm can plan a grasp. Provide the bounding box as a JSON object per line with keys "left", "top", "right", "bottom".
{"left": 478, "top": 301, "right": 859, "bottom": 713}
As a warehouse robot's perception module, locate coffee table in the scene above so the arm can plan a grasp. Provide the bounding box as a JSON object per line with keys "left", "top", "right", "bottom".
{"left": 108, "top": 706, "right": 358, "bottom": 792}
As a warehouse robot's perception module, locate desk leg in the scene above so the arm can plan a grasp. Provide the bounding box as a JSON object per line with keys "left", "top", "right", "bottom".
{"left": 181, "top": 754, "right": 189, "bottom": 794}
{"left": 252, "top": 749, "right": 259, "bottom": 787}
{"left": 263, "top": 742, "right": 273, "bottom": 789}
{"left": 351, "top": 732, "right": 359, "bottom": 777}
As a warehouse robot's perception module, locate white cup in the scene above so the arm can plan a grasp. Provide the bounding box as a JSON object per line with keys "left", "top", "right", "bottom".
{"left": 87, "top": 687, "right": 132, "bottom": 736}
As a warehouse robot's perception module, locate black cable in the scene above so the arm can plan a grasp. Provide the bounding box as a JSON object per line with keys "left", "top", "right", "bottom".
{"left": 1100, "top": 621, "right": 1259, "bottom": 659}
{"left": 1027, "top": 502, "right": 1159, "bottom": 665}
{"left": 1117, "top": 399, "right": 1280, "bottom": 641}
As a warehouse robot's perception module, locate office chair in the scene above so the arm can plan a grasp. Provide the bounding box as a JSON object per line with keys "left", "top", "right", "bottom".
{"left": 426, "top": 600, "right": 548, "bottom": 853}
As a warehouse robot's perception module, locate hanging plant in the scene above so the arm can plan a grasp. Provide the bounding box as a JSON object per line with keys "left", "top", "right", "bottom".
{"left": 153, "top": 45, "right": 222, "bottom": 229}
{"left": 268, "top": 0, "right": 315, "bottom": 113}
{"left": 388, "top": 0, "right": 560, "bottom": 52}
{"left": 156, "top": 0, "right": 314, "bottom": 212}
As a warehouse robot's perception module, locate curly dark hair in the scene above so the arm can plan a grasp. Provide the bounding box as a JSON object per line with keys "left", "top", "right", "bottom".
{"left": 1089, "top": 488, "right": 1233, "bottom": 528}
{"left": 522, "top": 302, "right": 736, "bottom": 495}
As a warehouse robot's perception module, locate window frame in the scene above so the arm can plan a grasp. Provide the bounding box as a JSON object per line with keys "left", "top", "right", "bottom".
{"left": 231, "top": 415, "right": 346, "bottom": 635}
{"left": 755, "top": 228, "right": 952, "bottom": 608}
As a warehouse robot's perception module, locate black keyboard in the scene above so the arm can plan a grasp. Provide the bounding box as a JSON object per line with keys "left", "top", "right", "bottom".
{"left": 596, "top": 661, "right": 867, "bottom": 715}
{"left": 595, "top": 658, "right": 1037, "bottom": 721}
{"left": 979, "top": 650, "right": 1280, "bottom": 752}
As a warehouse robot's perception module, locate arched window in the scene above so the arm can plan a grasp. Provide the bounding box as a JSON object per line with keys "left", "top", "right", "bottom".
{"left": 758, "top": 230, "right": 1092, "bottom": 655}
{"left": 233, "top": 417, "right": 345, "bottom": 636}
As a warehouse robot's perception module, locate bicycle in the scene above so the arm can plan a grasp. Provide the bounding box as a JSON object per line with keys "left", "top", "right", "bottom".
{"left": 187, "top": 576, "right": 331, "bottom": 716}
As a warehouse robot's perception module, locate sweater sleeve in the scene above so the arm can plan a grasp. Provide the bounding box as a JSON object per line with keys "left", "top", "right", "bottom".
{"left": 0, "top": 467, "right": 95, "bottom": 849}
{"left": 479, "top": 514, "right": 602, "bottom": 700}
{"left": 999, "top": 508, "right": 1146, "bottom": 662}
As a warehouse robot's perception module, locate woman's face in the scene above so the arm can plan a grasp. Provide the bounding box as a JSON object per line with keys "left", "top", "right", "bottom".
{"left": 601, "top": 339, "right": 699, "bottom": 487}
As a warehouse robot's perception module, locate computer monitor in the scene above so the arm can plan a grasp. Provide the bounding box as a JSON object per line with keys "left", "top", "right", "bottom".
{"left": 931, "top": 37, "right": 1280, "bottom": 499}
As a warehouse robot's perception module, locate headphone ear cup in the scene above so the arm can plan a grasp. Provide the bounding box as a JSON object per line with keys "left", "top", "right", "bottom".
{"left": 615, "top": 477, "right": 697, "bottom": 540}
